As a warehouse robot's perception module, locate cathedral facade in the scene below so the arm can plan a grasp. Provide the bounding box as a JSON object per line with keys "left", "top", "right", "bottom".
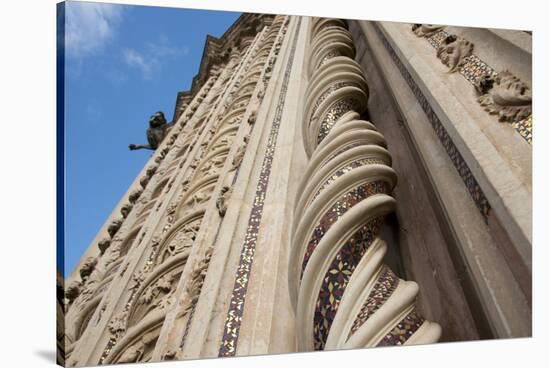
{"left": 59, "top": 13, "right": 532, "bottom": 366}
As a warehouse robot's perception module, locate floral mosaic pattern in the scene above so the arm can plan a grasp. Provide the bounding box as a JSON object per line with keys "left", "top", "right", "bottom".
{"left": 301, "top": 181, "right": 389, "bottom": 280}
{"left": 317, "top": 98, "right": 362, "bottom": 144}
{"left": 313, "top": 217, "right": 384, "bottom": 350}
{"left": 373, "top": 23, "right": 492, "bottom": 222}
{"left": 348, "top": 266, "right": 399, "bottom": 337}
{"left": 310, "top": 158, "right": 386, "bottom": 203}
{"left": 311, "top": 81, "right": 363, "bottom": 121}
{"left": 218, "top": 17, "right": 301, "bottom": 358}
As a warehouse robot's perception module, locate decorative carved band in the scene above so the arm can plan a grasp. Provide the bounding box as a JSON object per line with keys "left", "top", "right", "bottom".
{"left": 412, "top": 24, "right": 532, "bottom": 144}
{"left": 372, "top": 22, "right": 492, "bottom": 222}
{"left": 218, "top": 15, "right": 300, "bottom": 357}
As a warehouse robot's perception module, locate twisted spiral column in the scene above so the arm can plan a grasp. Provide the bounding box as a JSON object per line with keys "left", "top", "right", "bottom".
{"left": 289, "top": 18, "right": 441, "bottom": 351}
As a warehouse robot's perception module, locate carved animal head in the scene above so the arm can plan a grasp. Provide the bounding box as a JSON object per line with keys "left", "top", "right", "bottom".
{"left": 149, "top": 111, "right": 167, "bottom": 128}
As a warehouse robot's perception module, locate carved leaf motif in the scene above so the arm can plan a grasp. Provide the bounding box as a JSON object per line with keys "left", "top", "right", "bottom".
{"left": 412, "top": 24, "right": 445, "bottom": 38}
{"left": 108, "top": 311, "right": 128, "bottom": 336}
{"left": 140, "top": 287, "right": 155, "bottom": 305}
{"left": 436, "top": 35, "right": 474, "bottom": 73}
{"left": 477, "top": 71, "right": 532, "bottom": 123}
{"left": 128, "top": 270, "right": 145, "bottom": 291}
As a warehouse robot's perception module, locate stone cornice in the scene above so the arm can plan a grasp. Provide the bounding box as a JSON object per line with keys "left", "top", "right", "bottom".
{"left": 173, "top": 13, "right": 275, "bottom": 122}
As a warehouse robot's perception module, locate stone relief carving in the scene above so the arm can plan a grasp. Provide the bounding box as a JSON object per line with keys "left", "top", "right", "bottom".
{"left": 65, "top": 281, "right": 82, "bottom": 304}
{"left": 160, "top": 221, "right": 201, "bottom": 263}
{"left": 103, "top": 246, "right": 122, "bottom": 270}
{"left": 128, "top": 189, "right": 143, "bottom": 204}
{"left": 247, "top": 111, "right": 257, "bottom": 125}
{"left": 177, "top": 247, "right": 213, "bottom": 318}
{"left": 98, "top": 238, "right": 111, "bottom": 254}
{"left": 185, "top": 185, "right": 214, "bottom": 209}
{"left": 136, "top": 272, "right": 178, "bottom": 315}
{"left": 128, "top": 269, "right": 146, "bottom": 292}
{"left": 107, "top": 218, "right": 124, "bottom": 238}
{"left": 108, "top": 310, "right": 128, "bottom": 337}
{"left": 146, "top": 165, "right": 158, "bottom": 178}
{"left": 120, "top": 203, "right": 133, "bottom": 218}
{"left": 476, "top": 70, "right": 532, "bottom": 123}
{"left": 412, "top": 24, "right": 445, "bottom": 38}
{"left": 79, "top": 257, "right": 98, "bottom": 281}
{"left": 410, "top": 22, "right": 532, "bottom": 143}
{"left": 231, "top": 135, "right": 250, "bottom": 170}
{"left": 436, "top": 34, "right": 474, "bottom": 73}
{"left": 117, "top": 331, "right": 158, "bottom": 364}
{"left": 212, "top": 135, "right": 234, "bottom": 151}
{"left": 181, "top": 179, "right": 191, "bottom": 193}
{"left": 216, "top": 185, "right": 233, "bottom": 217}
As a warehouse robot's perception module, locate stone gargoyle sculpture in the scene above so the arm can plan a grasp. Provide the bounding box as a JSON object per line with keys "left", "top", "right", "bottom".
{"left": 477, "top": 70, "right": 532, "bottom": 123}
{"left": 436, "top": 34, "right": 474, "bottom": 73}
{"left": 129, "top": 111, "right": 173, "bottom": 151}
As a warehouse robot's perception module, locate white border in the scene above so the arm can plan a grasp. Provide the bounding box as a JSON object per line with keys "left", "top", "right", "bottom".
{"left": 0, "top": 0, "right": 547, "bottom": 367}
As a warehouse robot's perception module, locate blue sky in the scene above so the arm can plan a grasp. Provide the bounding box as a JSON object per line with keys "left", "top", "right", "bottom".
{"left": 63, "top": 1, "right": 241, "bottom": 276}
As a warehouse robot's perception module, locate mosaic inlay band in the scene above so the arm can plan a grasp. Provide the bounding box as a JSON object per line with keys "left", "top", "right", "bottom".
{"left": 322, "top": 142, "right": 365, "bottom": 167}
{"left": 311, "top": 81, "right": 363, "bottom": 119}
{"left": 218, "top": 17, "right": 301, "bottom": 357}
{"left": 301, "top": 181, "right": 389, "bottom": 280}
{"left": 372, "top": 22, "right": 492, "bottom": 222}
{"left": 376, "top": 309, "right": 424, "bottom": 346}
{"left": 310, "top": 158, "right": 386, "bottom": 203}
{"left": 318, "top": 50, "right": 342, "bottom": 68}
{"left": 348, "top": 266, "right": 399, "bottom": 337}
{"left": 313, "top": 217, "right": 384, "bottom": 350}
{"left": 317, "top": 98, "right": 362, "bottom": 144}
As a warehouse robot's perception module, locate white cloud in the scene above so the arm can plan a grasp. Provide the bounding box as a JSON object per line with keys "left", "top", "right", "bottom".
{"left": 123, "top": 35, "right": 189, "bottom": 80}
{"left": 122, "top": 48, "right": 154, "bottom": 79}
{"left": 65, "top": 1, "right": 124, "bottom": 59}
{"left": 146, "top": 34, "right": 190, "bottom": 58}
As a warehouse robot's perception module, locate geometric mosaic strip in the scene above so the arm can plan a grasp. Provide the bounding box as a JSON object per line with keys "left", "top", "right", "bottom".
{"left": 313, "top": 217, "right": 384, "bottom": 350}
{"left": 348, "top": 266, "right": 399, "bottom": 338}
{"left": 376, "top": 309, "right": 425, "bottom": 346}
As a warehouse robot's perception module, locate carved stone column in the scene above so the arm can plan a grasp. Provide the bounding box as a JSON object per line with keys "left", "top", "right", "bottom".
{"left": 288, "top": 18, "right": 441, "bottom": 351}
